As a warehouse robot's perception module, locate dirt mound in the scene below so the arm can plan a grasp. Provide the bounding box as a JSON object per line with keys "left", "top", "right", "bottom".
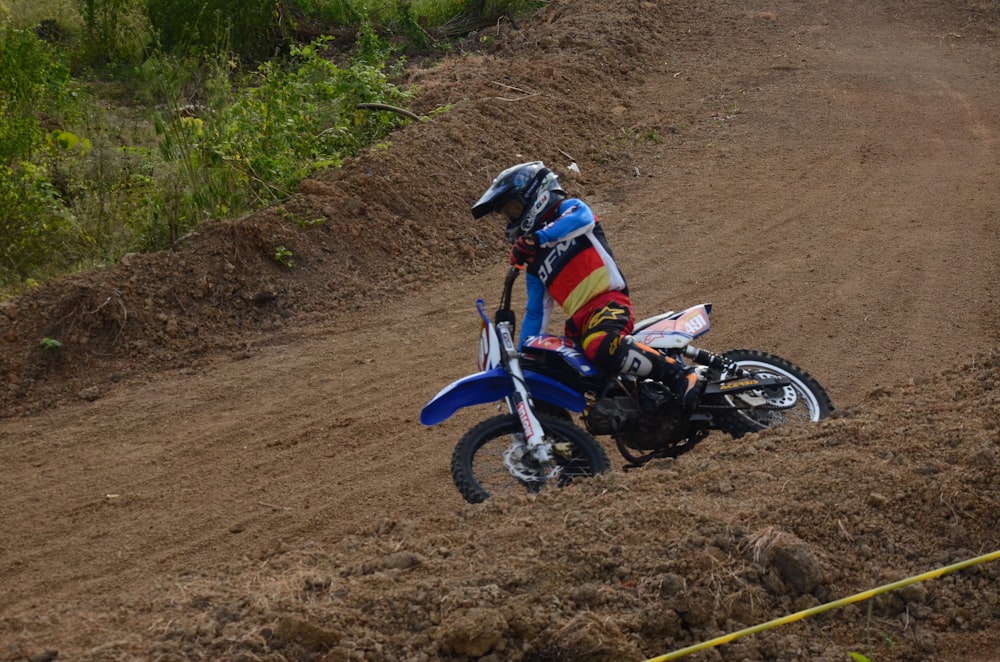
{"left": 2, "top": 0, "right": 999, "bottom": 660}
{"left": 5, "top": 351, "right": 997, "bottom": 661}
{"left": 109, "top": 351, "right": 1000, "bottom": 662}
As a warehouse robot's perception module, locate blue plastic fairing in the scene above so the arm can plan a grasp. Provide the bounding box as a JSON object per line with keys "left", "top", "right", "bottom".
{"left": 420, "top": 367, "right": 586, "bottom": 426}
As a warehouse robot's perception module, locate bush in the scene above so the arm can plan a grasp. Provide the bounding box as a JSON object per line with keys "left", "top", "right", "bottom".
{"left": 139, "top": 27, "right": 412, "bottom": 248}
{"left": 208, "top": 28, "right": 412, "bottom": 195}
{"left": 0, "top": 25, "right": 73, "bottom": 164}
{"left": 1, "top": 0, "right": 514, "bottom": 289}
{"left": 0, "top": 26, "right": 88, "bottom": 285}
{"left": 0, "top": 163, "right": 83, "bottom": 283}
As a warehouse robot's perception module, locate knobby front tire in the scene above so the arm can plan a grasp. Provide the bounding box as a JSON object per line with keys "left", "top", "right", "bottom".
{"left": 451, "top": 414, "right": 610, "bottom": 504}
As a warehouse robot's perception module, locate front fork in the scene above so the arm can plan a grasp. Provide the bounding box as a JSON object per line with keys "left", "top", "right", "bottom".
{"left": 496, "top": 321, "right": 553, "bottom": 467}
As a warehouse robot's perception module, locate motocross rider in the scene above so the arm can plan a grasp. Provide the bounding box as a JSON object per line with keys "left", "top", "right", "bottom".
{"left": 472, "top": 161, "right": 705, "bottom": 409}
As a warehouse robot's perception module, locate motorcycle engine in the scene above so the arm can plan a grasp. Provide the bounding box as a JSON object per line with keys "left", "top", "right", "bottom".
{"left": 584, "top": 394, "right": 638, "bottom": 435}
{"left": 585, "top": 381, "right": 683, "bottom": 450}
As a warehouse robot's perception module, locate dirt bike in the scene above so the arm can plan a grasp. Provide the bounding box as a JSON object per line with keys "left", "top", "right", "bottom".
{"left": 421, "top": 267, "right": 834, "bottom": 504}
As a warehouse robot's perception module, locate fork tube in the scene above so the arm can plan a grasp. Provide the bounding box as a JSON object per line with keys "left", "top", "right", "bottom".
{"left": 496, "top": 321, "right": 552, "bottom": 463}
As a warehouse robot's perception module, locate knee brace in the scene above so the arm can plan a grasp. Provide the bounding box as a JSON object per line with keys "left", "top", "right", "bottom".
{"left": 612, "top": 336, "right": 660, "bottom": 378}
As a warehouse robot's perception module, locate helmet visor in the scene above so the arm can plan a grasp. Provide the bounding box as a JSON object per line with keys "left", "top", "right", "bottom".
{"left": 472, "top": 183, "right": 511, "bottom": 219}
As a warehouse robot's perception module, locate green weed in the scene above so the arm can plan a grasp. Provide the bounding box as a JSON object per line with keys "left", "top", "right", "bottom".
{"left": 39, "top": 337, "right": 64, "bottom": 350}
{"left": 273, "top": 246, "right": 295, "bottom": 268}
{"left": 0, "top": 23, "right": 135, "bottom": 283}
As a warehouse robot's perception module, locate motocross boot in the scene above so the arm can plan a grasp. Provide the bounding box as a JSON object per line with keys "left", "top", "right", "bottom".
{"left": 613, "top": 336, "right": 705, "bottom": 409}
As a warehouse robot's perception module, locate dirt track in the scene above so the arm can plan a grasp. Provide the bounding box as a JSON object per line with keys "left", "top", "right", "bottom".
{"left": 1, "top": 1, "right": 998, "bottom": 660}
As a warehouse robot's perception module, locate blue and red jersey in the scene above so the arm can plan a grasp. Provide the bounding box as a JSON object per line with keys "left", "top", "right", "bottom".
{"left": 519, "top": 198, "right": 630, "bottom": 347}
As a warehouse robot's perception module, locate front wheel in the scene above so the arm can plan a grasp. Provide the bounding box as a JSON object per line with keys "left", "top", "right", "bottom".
{"left": 451, "top": 414, "right": 610, "bottom": 504}
{"left": 715, "top": 349, "right": 834, "bottom": 437}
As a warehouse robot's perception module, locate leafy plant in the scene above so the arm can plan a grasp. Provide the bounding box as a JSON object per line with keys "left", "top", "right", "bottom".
{"left": 40, "top": 337, "right": 64, "bottom": 350}
{"left": 0, "top": 162, "right": 83, "bottom": 284}
{"left": 279, "top": 208, "right": 326, "bottom": 228}
{"left": 185, "top": 30, "right": 411, "bottom": 203}
{"left": 273, "top": 245, "right": 295, "bottom": 268}
{"left": 0, "top": 25, "right": 95, "bottom": 285}
{"left": 136, "top": 50, "right": 246, "bottom": 246}
{"left": 0, "top": 24, "right": 74, "bottom": 165}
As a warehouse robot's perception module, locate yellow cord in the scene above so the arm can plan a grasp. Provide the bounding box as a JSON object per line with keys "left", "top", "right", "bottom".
{"left": 644, "top": 549, "right": 1000, "bottom": 662}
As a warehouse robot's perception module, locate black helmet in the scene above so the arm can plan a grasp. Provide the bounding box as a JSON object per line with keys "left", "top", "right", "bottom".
{"left": 472, "top": 161, "right": 566, "bottom": 242}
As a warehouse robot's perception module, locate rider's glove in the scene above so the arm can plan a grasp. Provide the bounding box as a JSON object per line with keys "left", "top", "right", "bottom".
{"left": 509, "top": 233, "right": 538, "bottom": 266}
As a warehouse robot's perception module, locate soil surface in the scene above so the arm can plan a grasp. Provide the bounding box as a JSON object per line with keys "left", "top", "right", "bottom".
{"left": 2, "top": 1, "right": 999, "bottom": 660}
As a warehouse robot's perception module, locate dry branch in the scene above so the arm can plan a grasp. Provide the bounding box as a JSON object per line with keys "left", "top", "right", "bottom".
{"left": 355, "top": 103, "right": 422, "bottom": 122}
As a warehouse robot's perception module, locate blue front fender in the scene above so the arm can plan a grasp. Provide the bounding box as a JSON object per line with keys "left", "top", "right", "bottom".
{"left": 420, "top": 367, "right": 586, "bottom": 426}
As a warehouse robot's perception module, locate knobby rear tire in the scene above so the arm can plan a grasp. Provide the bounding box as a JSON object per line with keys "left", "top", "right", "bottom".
{"left": 714, "top": 349, "right": 834, "bottom": 438}
{"left": 451, "top": 414, "right": 610, "bottom": 504}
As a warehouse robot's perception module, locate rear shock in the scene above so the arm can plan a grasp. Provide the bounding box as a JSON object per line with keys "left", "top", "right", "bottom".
{"left": 683, "top": 346, "right": 746, "bottom": 377}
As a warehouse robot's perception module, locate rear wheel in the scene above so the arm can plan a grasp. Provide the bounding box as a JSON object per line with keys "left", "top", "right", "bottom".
{"left": 715, "top": 349, "right": 834, "bottom": 437}
{"left": 451, "top": 414, "right": 610, "bottom": 504}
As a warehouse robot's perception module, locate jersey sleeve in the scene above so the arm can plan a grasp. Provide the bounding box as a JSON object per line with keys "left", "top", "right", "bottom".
{"left": 534, "top": 199, "right": 596, "bottom": 247}
{"left": 518, "top": 271, "right": 549, "bottom": 347}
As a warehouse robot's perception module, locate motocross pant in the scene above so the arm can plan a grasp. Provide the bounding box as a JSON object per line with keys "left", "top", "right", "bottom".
{"left": 573, "top": 297, "right": 698, "bottom": 404}
{"left": 573, "top": 298, "right": 685, "bottom": 380}
{"left": 572, "top": 297, "right": 634, "bottom": 372}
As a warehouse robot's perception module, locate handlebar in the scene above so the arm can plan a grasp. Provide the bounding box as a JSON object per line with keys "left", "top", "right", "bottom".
{"left": 494, "top": 266, "right": 521, "bottom": 327}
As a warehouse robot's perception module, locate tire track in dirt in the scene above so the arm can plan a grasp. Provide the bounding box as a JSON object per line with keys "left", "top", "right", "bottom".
{"left": 1, "top": 305, "right": 483, "bottom": 611}
{"left": 610, "top": 2, "right": 999, "bottom": 406}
